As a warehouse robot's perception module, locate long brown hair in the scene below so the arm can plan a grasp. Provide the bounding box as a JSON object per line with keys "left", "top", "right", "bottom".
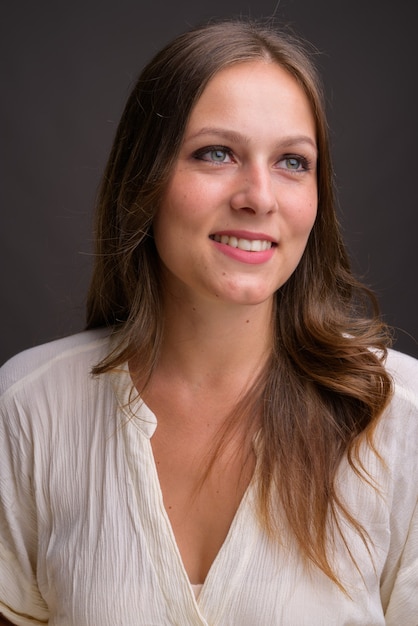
{"left": 86, "top": 19, "right": 392, "bottom": 589}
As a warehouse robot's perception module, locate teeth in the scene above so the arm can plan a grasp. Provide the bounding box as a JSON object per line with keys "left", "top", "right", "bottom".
{"left": 213, "top": 234, "right": 273, "bottom": 251}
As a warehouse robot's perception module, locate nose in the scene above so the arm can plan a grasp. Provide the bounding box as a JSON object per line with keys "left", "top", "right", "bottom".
{"left": 230, "top": 163, "right": 278, "bottom": 215}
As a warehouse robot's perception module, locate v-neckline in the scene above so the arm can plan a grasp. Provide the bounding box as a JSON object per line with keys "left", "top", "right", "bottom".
{"left": 112, "top": 368, "right": 259, "bottom": 621}
{"left": 144, "top": 419, "right": 256, "bottom": 614}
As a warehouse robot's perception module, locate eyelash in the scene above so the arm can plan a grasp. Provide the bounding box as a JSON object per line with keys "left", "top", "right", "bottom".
{"left": 193, "top": 145, "right": 234, "bottom": 163}
{"left": 282, "top": 155, "right": 311, "bottom": 172}
{"left": 192, "top": 145, "right": 312, "bottom": 172}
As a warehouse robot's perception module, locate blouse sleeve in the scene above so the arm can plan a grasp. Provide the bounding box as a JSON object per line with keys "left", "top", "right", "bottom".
{"left": 383, "top": 497, "right": 418, "bottom": 625}
{"left": 0, "top": 376, "right": 49, "bottom": 625}
{"left": 380, "top": 349, "right": 418, "bottom": 625}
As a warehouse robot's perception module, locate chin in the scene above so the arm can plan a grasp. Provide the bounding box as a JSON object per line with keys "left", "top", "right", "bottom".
{"left": 221, "top": 285, "right": 277, "bottom": 307}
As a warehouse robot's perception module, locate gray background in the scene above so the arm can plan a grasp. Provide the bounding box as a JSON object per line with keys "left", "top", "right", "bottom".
{"left": 1, "top": 0, "right": 417, "bottom": 365}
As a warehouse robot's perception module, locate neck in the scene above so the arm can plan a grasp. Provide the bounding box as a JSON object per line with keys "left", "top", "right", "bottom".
{"left": 156, "top": 293, "right": 274, "bottom": 391}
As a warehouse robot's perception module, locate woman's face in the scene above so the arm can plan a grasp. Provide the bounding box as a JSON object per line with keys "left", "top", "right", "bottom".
{"left": 153, "top": 60, "right": 318, "bottom": 310}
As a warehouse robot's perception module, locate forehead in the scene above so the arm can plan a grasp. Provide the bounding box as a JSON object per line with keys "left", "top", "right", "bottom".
{"left": 184, "top": 60, "right": 316, "bottom": 142}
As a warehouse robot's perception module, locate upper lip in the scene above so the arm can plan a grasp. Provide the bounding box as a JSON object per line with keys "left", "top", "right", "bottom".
{"left": 210, "top": 230, "right": 277, "bottom": 243}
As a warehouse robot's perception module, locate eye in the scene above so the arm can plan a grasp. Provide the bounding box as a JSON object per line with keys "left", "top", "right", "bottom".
{"left": 193, "top": 146, "right": 234, "bottom": 164}
{"left": 277, "top": 155, "right": 310, "bottom": 172}
{"left": 210, "top": 149, "right": 229, "bottom": 162}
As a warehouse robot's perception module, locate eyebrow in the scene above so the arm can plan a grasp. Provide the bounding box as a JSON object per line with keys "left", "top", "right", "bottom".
{"left": 185, "top": 126, "right": 318, "bottom": 154}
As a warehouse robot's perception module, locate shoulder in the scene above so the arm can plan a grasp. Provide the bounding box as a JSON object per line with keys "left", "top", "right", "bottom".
{"left": 375, "top": 348, "right": 418, "bottom": 493}
{"left": 384, "top": 348, "right": 418, "bottom": 409}
{"left": 0, "top": 328, "right": 116, "bottom": 450}
{"left": 0, "top": 328, "right": 112, "bottom": 401}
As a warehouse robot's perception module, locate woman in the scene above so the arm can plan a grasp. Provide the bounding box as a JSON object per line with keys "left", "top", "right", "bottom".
{"left": 0, "top": 18, "right": 417, "bottom": 625}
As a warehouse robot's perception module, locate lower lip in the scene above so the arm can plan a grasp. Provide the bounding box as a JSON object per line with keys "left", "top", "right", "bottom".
{"left": 211, "top": 240, "right": 276, "bottom": 265}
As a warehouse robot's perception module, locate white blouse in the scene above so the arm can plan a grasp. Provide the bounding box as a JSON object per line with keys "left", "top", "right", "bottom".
{"left": 0, "top": 329, "right": 417, "bottom": 625}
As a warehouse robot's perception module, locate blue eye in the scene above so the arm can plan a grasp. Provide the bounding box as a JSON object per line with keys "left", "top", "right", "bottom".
{"left": 278, "top": 155, "right": 310, "bottom": 172}
{"left": 194, "top": 146, "right": 233, "bottom": 163}
{"left": 285, "top": 157, "right": 302, "bottom": 170}
{"left": 210, "top": 149, "right": 228, "bottom": 162}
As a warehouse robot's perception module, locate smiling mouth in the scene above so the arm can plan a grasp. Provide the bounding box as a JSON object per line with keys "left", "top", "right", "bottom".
{"left": 210, "top": 234, "right": 275, "bottom": 252}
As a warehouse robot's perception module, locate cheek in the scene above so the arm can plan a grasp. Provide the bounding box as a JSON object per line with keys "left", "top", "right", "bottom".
{"left": 304, "top": 200, "right": 318, "bottom": 233}
{"left": 152, "top": 190, "right": 198, "bottom": 265}
{"left": 285, "top": 194, "right": 318, "bottom": 237}
{"left": 152, "top": 205, "right": 178, "bottom": 262}
{"left": 158, "top": 177, "right": 203, "bottom": 226}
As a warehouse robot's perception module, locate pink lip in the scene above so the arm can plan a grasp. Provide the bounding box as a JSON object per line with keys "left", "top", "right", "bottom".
{"left": 209, "top": 231, "right": 277, "bottom": 265}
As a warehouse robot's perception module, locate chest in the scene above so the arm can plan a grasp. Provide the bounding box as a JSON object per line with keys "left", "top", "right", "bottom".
{"left": 151, "top": 426, "right": 254, "bottom": 584}
{"left": 35, "top": 417, "right": 387, "bottom": 626}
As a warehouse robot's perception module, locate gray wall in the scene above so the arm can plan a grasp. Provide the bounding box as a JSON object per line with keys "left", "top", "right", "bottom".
{"left": 1, "top": 0, "right": 417, "bottom": 364}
